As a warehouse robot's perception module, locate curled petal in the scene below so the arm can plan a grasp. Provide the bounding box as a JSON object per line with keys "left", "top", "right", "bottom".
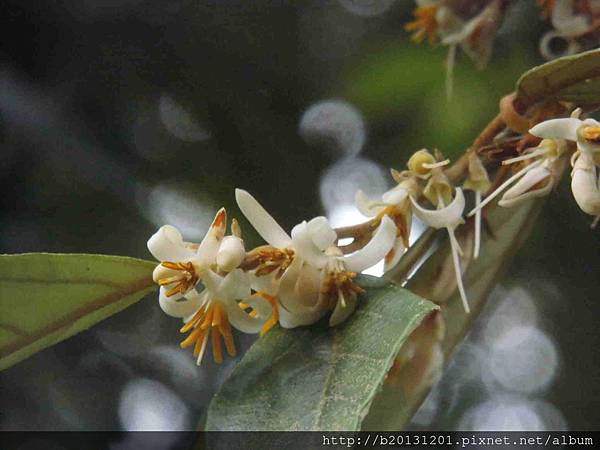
{"left": 147, "top": 225, "right": 195, "bottom": 262}
{"left": 278, "top": 257, "right": 323, "bottom": 315}
{"left": 196, "top": 208, "right": 227, "bottom": 266}
{"left": 498, "top": 165, "right": 553, "bottom": 207}
{"left": 355, "top": 190, "right": 382, "bottom": 217}
{"left": 225, "top": 295, "right": 270, "bottom": 334}
{"left": 278, "top": 299, "right": 325, "bottom": 328}
{"left": 329, "top": 292, "right": 358, "bottom": 327}
{"left": 571, "top": 153, "right": 600, "bottom": 216}
{"left": 216, "top": 235, "right": 245, "bottom": 272}
{"left": 342, "top": 215, "right": 397, "bottom": 273}
{"left": 159, "top": 287, "right": 204, "bottom": 318}
{"left": 411, "top": 188, "right": 465, "bottom": 230}
{"left": 291, "top": 221, "right": 330, "bottom": 269}
{"left": 306, "top": 217, "right": 337, "bottom": 251}
{"left": 529, "top": 118, "right": 580, "bottom": 142}
{"left": 235, "top": 189, "right": 292, "bottom": 248}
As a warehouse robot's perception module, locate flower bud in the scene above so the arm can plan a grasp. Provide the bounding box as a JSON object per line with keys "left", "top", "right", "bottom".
{"left": 216, "top": 236, "right": 246, "bottom": 272}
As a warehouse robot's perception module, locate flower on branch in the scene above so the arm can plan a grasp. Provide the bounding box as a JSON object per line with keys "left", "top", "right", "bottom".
{"left": 408, "top": 149, "right": 470, "bottom": 313}
{"left": 530, "top": 109, "right": 600, "bottom": 226}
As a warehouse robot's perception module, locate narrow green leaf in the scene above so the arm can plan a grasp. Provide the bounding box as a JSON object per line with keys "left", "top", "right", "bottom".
{"left": 516, "top": 48, "right": 600, "bottom": 106}
{"left": 206, "top": 275, "right": 437, "bottom": 431}
{"left": 362, "top": 197, "right": 546, "bottom": 430}
{"left": 0, "top": 253, "right": 156, "bottom": 371}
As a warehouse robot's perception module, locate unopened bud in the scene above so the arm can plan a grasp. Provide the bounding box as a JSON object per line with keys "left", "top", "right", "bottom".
{"left": 216, "top": 236, "right": 246, "bottom": 272}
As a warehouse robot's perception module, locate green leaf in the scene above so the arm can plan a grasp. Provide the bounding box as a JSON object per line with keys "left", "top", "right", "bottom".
{"left": 362, "top": 196, "right": 547, "bottom": 430}
{"left": 516, "top": 48, "right": 600, "bottom": 106}
{"left": 206, "top": 275, "right": 437, "bottom": 431}
{"left": 0, "top": 253, "right": 156, "bottom": 371}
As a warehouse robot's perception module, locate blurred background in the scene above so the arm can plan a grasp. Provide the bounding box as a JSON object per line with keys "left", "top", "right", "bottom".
{"left": 1, "top": 0, "right": 599, "bottom": 438}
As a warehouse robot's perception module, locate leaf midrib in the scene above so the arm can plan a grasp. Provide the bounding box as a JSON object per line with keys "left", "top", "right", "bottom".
{"left": 0, "top": 275, "right": 155, "bottom": 357}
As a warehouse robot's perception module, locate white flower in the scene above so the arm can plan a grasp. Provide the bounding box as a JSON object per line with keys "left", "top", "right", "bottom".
{"left": 529, "top": 111, "right": 600, "bottom": 225}
{"left": 147, "top": 208, "right": 226, "bottom": 318}
{"left": 467, "top": 138, "right": 566, "bottom": 216}
{"left": 570, "top": 151, "right": 600, "bottom": 227}
{"left": 529, "top": 112, "right": 600, "bottom": 155}
{"left": 410, "top": 167, "right": 470, "bottom": 313}
{"left": 235, "top": 189, "right": 328, "bottom": 327}
{"left": 355, "top": 180, "right": 414, "bottom": 272}
{"left": 180, "top": 269, "right": 271, "bottom": 365}
{"left": 293, "top": 215, "right": 397, "bottom": 326}
{"left": 236, "top": 188, "right": 397, "bottom": 326}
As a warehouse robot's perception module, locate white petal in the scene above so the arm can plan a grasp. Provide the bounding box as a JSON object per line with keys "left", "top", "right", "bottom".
{"left": 291, "top": 221, "right": 329, "bottom": 269}
{"left": 571, "top": 153, "right": 600, "bottom": 216}
{"left": 250, "top": 272, "right": 278, "bottom": 296}
{"left": 278, "top": 299, "right": 326, "bottom": 328}
{"left": 195, "top": 208, "right": 227, "bottom": 266}
{"left": 529, "top": 118, "right": 580, "bottom": 142}
{"left": 306, "top": 216, "right": 337, "bottom": 251}
{"left": 342, "top": 215, "right": 397, "bottom": 272}
{"left": 235, "top": 189, "right": 292, "bottom": 248}
{"left": 218, "top": 269, "right": 252, "bottom": 301}
{"left": 224, "top": 296, "right": 269, "bottom": 334}
{"left": 355, "top": 190, "right": 381, "bottom": 217}
{"left": 277, "top": 258, "right": 326, "bottom": 327}
{"left": 411, "top": 188, "right": 466, "bottom": 229}
{"left": 498, "top": 165, "right": 552, "bottom": 207}
{"left": 381, "top": 186, "right": 408, "bottom": 205}
{"left": 201, "top": 269, "right": 223, "bottom": 294}
{"left": 147, "top": 225, "right": 195, "bottom": 262}
{"left": 216, "top": 235, "right": 245, "bottom": 272}
{"left": 329, "top": 292, "right": 358, "bottom": 326}
{"left": 158, "top": 287, "right": 204, "bottom": 318}
{"left": 278, "top": 257, "right": 321, "bottom": 314}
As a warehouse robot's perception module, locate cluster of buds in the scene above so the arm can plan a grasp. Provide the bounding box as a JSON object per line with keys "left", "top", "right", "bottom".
{"left": 537, "top": 0, "right": 600, "bottom": 60}
{"left": 147, "top": 106, "right": 598, "bottom": 365}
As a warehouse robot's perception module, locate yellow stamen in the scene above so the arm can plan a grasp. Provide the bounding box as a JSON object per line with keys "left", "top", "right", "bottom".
{"left": 321, "top": 270, "right": 365, "bottom": 310}
{"left": 212, "top": 326, "right": 223, "bottom": 364}
{"left": 255, "top": 292, "right": 279, "bottom": 337}
{"left": 582, "top": 126, "right": 600, "bottom": 142}
{"left": 405, "top": 5, "right": 439, "bottom": 44}
{"left": 157, "top": 261, "right": 199, "bottom": 298}
{"left": 241, "top": 246, "right": 295, "bottom": 278}
{"left": 179, "top": 302, "right": 236, "bottom": 364}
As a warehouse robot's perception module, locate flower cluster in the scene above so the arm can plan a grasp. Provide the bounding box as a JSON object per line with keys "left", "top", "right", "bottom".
{"left": 147, "top": 107, "right": 598, "bottom": 365}
{"left": 405, "top": 0, "right": 505, "bottom": 70}
{"left": 147, "top": 190, "right": 397, "bottom": 365}
{"left": 468, "top": 108, "right": 600, "bottom": 228}
{"left": 404, "top": 0, "right": 600, "bottom": 74}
